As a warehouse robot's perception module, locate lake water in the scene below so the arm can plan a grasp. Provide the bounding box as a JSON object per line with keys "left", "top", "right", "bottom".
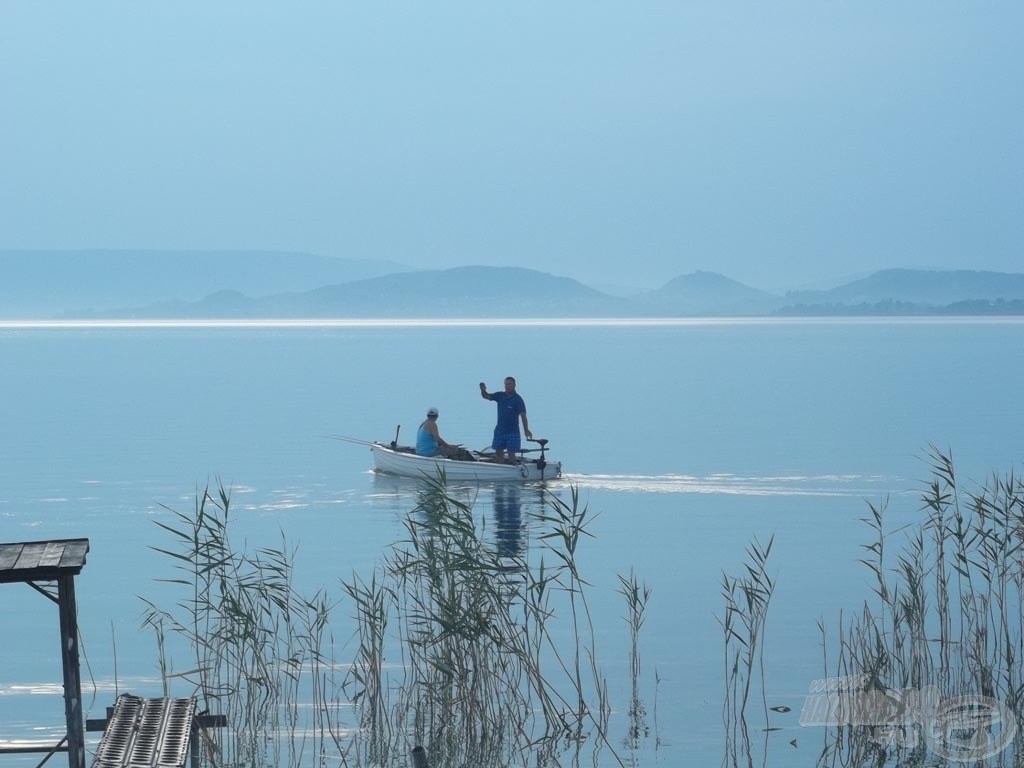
{"left": 1, "top": 318, "right": 1022, "bottom": 766}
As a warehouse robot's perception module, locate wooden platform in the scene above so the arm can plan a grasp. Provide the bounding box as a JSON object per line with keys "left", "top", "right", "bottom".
{"left": 0, "top": 539, "right": 89, "bottom": 583}
{"left": 89, "top": 695, "right": 197, "bottom": 768}
{"left": 0, "top": 538, "right": 90, "bottom": 768}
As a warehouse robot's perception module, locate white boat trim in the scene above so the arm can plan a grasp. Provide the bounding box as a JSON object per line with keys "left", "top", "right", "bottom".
{"left": 370, "top": 443, "right": 562, "bottom": 482}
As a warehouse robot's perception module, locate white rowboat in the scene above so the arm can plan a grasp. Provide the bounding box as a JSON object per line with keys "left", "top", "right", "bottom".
{"left": 369, "top": 442, "right": 562, "bottom": 482}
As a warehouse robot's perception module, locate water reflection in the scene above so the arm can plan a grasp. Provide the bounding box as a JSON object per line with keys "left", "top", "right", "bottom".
{"left": 350, "top": 473, "right": 622, "bottom": 767}
{"left": 367, "top": 471, "right": 483, "bottom": 515}
{"left": 492, "top": 484, "right": 524, "bottom": 559}
{"left": 366, "top": 472, "right": 556, "bottom": 562}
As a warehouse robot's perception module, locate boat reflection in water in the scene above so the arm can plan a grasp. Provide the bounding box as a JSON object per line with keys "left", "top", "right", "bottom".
{"left": 492, "top": 484, "right": 524, "bottom": 560}
{"left": 366, "top": 472, "right": 553, "bottom": 563}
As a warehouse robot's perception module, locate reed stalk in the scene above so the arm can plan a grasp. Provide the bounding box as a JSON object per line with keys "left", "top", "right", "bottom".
{"left": 720, "top": 533, "right": 776, "bottom": 767}
{"left": 813, "top": 448, "right": 1023, "bottom": 767}
{"left": 617, "top": 569, "right": 651, "bottom": 750}
{"left": 341, "top": 475, "right": 630, "bottom": 767}
{"left": 142, "top": 475, "right": 651, "bottom": 767}
{"left": 140, "top": 483, "right": 340, "bottom": 768}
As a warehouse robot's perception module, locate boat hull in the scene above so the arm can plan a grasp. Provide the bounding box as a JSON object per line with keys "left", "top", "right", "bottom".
{"left": 370, "top": 443, "right": 561, "bottom": 482}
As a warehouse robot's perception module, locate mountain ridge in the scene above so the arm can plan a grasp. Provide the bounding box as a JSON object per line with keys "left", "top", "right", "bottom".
{"left": 638, "top": 270, "right": 780, "bottom": 316}
{"left": 0, "top": 249, "right": 413, "bottom": 317}
{"left": 90, "top": 266, "right": 635, "bottom": 318}
{"left": 4, "top": 251, "right": 1024, "bottom": 317}
{"left": 96, "top": 266, "right": 1024, "bottom": 318}
{"left": 785, "top": 268, "right": 1024, "bottom": 306}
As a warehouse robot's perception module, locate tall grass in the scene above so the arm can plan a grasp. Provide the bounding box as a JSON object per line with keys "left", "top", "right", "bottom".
{"left": 721, "top": 450, "right": 1023, "bottom": 767}
{"left": 617, "top": 569, "right": 652, "bottom": 750}
{"left": 340, "top": 476, "right": 626, "bottom": 767}
{"left": 142, "top": 476, "right": 651, "bottom": 768}
{"left": 140, "top": 484, "right": 338, "bottom": 768}
{"left": 815, "top": 448, "right": 1022, "bottom": 767}
{"left": 720, "top": 534, "right": 776, "bottom": 767}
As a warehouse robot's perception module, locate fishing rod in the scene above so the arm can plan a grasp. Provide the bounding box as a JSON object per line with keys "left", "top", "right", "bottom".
{"left": 323, "top": 434, "right": 377, "bottom": 447}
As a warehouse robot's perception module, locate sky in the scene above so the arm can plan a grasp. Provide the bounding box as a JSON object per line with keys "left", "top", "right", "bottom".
{"left": 1, "top": 1, "right": 1021, "bottom": 293}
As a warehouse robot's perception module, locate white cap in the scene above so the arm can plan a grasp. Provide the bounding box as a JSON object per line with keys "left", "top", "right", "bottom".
{"left": 427, "top": 407, "right": 439, "bottom": 417}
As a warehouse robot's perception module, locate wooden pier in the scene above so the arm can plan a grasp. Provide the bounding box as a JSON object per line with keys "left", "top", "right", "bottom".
{"left": 86, "top": 697, "right": 225, "bottom": 768}
{"left": 0, "top": 538, "right": 90, "bottom": 768}
{"left": 88, "top": 695, "right": 196, "bottom": 768}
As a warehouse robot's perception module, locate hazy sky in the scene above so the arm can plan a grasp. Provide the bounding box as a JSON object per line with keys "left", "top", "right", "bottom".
{"left": 1, "top": 2, "right": 1021, "bottom": 292}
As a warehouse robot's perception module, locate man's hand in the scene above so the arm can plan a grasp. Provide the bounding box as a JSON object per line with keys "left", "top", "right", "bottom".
{"left": 525, "top": 429, "right": 533, "bottom": 440}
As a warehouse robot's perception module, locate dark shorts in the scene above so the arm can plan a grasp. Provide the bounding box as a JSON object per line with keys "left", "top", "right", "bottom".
{"left": 492, "top": 430, "right": 521, "bottom": 453}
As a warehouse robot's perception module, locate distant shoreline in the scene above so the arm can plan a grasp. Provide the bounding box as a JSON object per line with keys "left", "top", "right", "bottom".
{"left": 3, "top": 316, "right": 1024, "bottom": 329}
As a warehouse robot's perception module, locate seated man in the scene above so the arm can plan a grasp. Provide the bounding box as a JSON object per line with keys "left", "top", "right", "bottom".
{"left": 416, "top": 407, "right": 461, "bottom": 458}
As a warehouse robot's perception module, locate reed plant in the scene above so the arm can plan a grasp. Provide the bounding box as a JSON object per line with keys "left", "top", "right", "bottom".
{"left": 720, "top": 534, "right": 776, "bottom": 767}
{"left": 815, "top": 447, "right": 1023, "bottom": 767}
{"left": 617, "top": 569, "right": 652, "bottom": 749}
{"left": 140, "top": 484, "right": 339, "bottom": 768}
{"left": 142, "top": 476, "right": 651, "bottom": 768}
{"left": 340, "top": 476, "right": 628, "bottom": 767}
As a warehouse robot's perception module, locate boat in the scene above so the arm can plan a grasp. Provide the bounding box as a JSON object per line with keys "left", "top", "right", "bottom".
{"left": 368, "top": 440, "right": 562, "bottom": 482}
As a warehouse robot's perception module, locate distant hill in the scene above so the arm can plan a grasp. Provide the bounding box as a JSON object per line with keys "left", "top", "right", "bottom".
{"left": 777, "top": 298, "right": 1024, "bottom": 317}
{"left": 6, "top": 255, "right": 1024, "bottom": 318}
{"left": 637, "top": 271, "right": 780, "bottom": 316}
{"left": 117, "top": 266, "right": 634, "bottom": 318}
{"left": 0, "top": 250, "right": 411, "bottom": 317}
{"left": 782, "top": 269, "right": 1024, "bottom": 308}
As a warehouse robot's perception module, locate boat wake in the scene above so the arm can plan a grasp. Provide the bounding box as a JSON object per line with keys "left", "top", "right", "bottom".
{"left": 561, "top": 472, "right": 904, "bottom": 497}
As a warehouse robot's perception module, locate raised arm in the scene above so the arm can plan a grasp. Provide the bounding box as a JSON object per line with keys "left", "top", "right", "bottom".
{"left": 479, "top": 382, "right": 490, "bottom": 400}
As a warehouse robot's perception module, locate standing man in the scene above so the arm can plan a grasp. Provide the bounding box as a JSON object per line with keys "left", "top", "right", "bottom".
{"left": 480, "top": 376, "right": 533, "bottom": 463}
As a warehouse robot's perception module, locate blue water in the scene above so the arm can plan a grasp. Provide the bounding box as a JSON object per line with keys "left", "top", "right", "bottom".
{"left": 1, "top": 318, "right": 1021, "bottom": 765}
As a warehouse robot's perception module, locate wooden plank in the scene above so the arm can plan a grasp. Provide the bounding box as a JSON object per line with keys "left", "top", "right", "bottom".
{"left": 58, "top": 540, "right": 89, "bottom": 569}
{"left": 39, "top": 542, "right": 67, "bottom": 568}
{"left": 14, "top": 542, "right": 48, "bottom": 570}
{"left": 87, "top": 712, "right": 226, "bottom": 732}
{"left": 0, "top": 539, "right": 89, "bottom": 581}
{"left": 0, "top": 745, "right": 70, "bottom": 755}
{"left": 90, "top": 696, "right": 201, "bottom": 768}
{"left": 0, "top": 543, "right": 25, "bottom": 571}
{"left": 1, "top": 538, "right": 66, "bottom": 549}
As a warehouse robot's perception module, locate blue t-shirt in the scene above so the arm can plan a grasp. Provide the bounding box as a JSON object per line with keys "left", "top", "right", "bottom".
{"left": 488, "top": 392, "right": 525, "bottom": 433}
{"left": 416, "top": 425, "right": 438, "bottom": 456}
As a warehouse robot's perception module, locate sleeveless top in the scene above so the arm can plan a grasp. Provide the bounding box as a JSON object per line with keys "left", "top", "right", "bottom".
{"left": 416, "top": 425, "right": 438, "bottom": 456}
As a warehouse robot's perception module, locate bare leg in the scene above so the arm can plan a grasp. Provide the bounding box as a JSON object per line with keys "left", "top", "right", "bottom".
{"left": 494, "top": 449, "right": 506, "bottom": 464}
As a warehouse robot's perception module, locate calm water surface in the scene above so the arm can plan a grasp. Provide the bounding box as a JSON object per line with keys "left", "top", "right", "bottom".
{"left": 1, "top": 319, "right": 1021, "bottom": 766}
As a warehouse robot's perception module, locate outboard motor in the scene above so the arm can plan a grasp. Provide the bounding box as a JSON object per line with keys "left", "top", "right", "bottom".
{"left": 534, "top": 438, "right": 548, "bottom": 471}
